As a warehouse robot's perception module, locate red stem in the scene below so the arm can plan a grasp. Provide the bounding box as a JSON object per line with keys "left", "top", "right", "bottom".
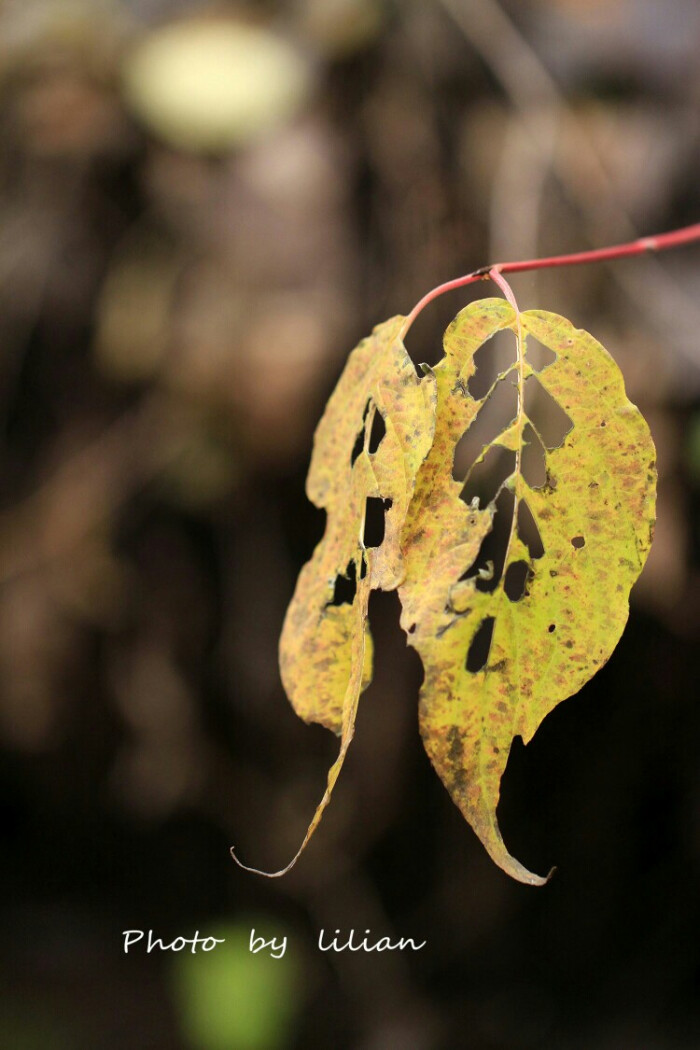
{"left": 402, "top": 221, "right": 700, "bottom": 333}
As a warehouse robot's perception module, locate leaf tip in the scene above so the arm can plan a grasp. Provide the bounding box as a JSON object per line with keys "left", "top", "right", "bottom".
{"left": 473, "top": 807, "right": 553, "bottom": 887}
{"left": 498, "top": 853, "right": 552, "bottom": 888}
{"left": 229, "top": 845, "right": 297, "bottom": 879}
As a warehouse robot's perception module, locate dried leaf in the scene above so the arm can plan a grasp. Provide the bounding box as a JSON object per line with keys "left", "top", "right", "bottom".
{"left": 399, "top": 299, "right": 656, "bottom": 884}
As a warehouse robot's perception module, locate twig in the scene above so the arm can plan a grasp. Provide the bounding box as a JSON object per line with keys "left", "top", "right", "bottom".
{"left": 401, "top": 221, "right": 700, "bottom": 333}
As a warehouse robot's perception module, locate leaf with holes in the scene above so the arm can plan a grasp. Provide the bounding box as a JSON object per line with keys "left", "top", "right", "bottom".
{"left": 398, "top": 297, "right": 656, "bottom": 885}
{"left": 244, "top": 316, "right": 436, "bottom": 874}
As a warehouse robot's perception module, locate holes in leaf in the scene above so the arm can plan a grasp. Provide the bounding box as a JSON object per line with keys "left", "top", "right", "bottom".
{"left": 524, "top": 375, "right": 573, "bottom": 449}
{"left": 466, "top": 616, "right": 495, "bottom": 673}
{"left": 452, "top": 376, "right": 518, "bottom": 482}
{"left": 460, "top": 446, "right": 516, "bottom": 508}
{"left": 350, "top": 429, "right": 365, "bottom": 467}
{"left": 327, "top": 554, "right": 368, "bottom": 606}
{"left": 571, "top": 535, "right": 585, "bottom": 549}
{"left": 368, "top": 409, "right": 386, "bottom": 453}
{"left": 363, "top": 496, "right": 392, "bottom": 548}
{"left": 329, "top": 560, "right": 358, "bottom": 606}
{"left": 351, "top": 403, "right": 386, "bottom": 467}
{"left": 467, "top": 330, "right": 518, "bottom": 399}
{"left": 462, "top": 488, "right": 514, "bottom": 593}
{"left": 521, "top": 422, "right": 547, "bottom": 489}
{"left": 517, "top": 498, "right": 545, "bottom": 560}
{"left": 548, "top": 623, "right": 556, "bottom": 633}
{"left": 524, "top": 335, "right": 556, "bottom": 373}
{"left": 504, "top": 560, "right": 532, "bottom": 602}
{"left": 350, "top": 400, "right": 371, "bottom": 467}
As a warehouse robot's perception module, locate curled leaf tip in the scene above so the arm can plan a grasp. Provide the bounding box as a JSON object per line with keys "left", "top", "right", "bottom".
{"left": 491, "top": 848, "right": 550, "bottom": 887}
{"left": 509, "top": 863, "right": 551, "bottom": 889}
{"left": 478, "top": 814, "right": 550, "bottom": 887}
{"left": 229, "top": 845, "right": 300, "bottom": 879}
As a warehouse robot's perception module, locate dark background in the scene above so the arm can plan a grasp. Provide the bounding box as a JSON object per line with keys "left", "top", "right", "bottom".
{"left": 1, "top": 1, "right": 699, "bottom": 1047}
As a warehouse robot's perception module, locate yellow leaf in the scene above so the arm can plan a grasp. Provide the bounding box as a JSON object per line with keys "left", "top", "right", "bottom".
{"left": 238, "top": 292, "right": 656, "bottom": 885}
{"left": 234, "top": 317, "right": 435, "bottom": 874}
{"left": 280, "top": 316, "right": 435, "bottom": 731}
{"left": 399, "top": 299, "right": 656, "bottom": 885}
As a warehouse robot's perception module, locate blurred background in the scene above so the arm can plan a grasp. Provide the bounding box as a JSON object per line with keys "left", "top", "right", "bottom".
{"left": 0, "top": 0, "right": 699, "bottom": 1047}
